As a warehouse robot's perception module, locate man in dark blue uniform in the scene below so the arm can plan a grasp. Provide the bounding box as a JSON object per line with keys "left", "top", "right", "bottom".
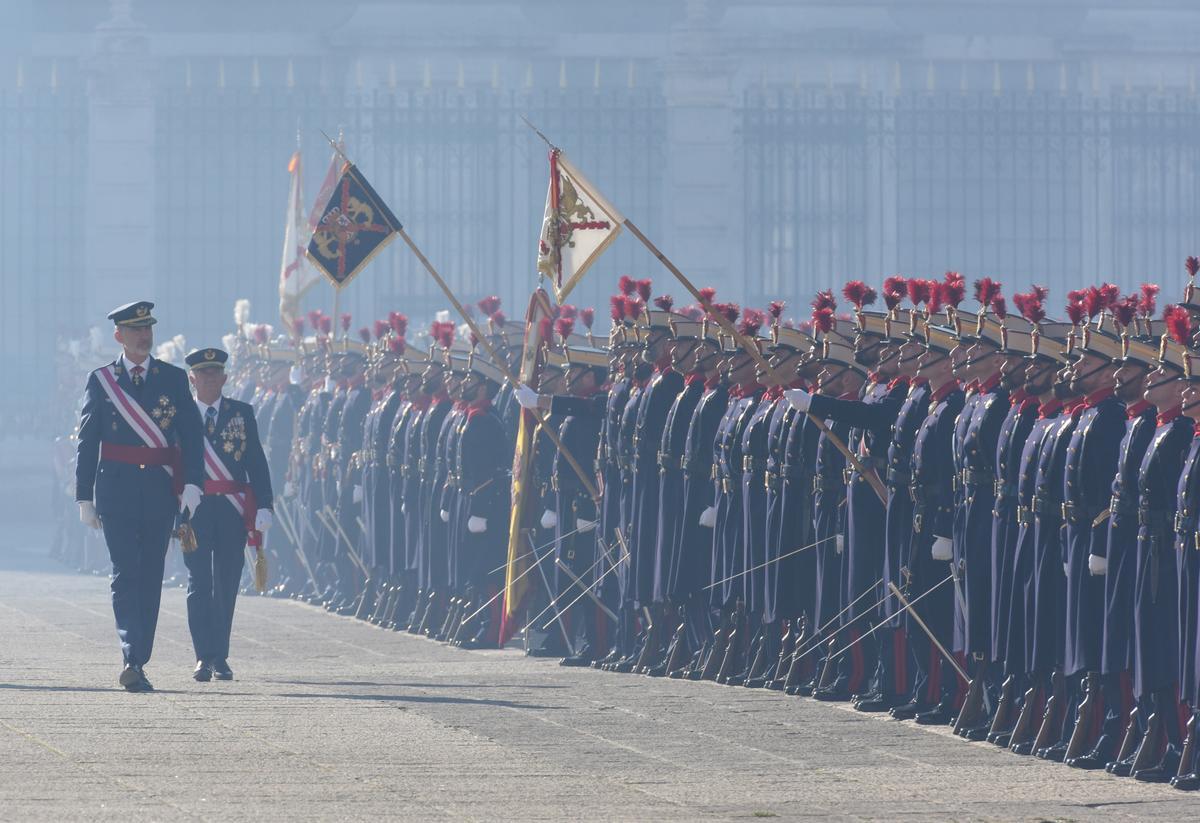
{"left": 76, "top": 301, "right": 205, "bottom": 692}
{"left": 182, "top": 347, "right": 273, "bottom": 682}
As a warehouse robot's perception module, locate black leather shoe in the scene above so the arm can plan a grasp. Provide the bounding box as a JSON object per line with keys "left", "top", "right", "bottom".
{"left": 1107, "top": 754, "right": 1136, "bottom": 776}
{"left": 1171, "top": 773, "right": 1200, "bottom": 790}
{"left": 1067, "top": 752, "right": 1111, "bottom": 770}
{"left": 119, "top": 664, "right": 141, "bottom": 690}
{"left": 990, "top": 732, "right": 1012, "bottom": 748}
{"left": 193, "top": 661, "right": 212, "bottom": 682}
{"left": 1036, "top": 743, "right": 1067, "bottom": 762}
{"left": 559, "top": 654, "right": 594, "bottom": 668}
{"left": 211, "top": 660, "right": 233, "bottom": 681}
{"left": 915, "top": 706, "right": 953, "bottom": 725}
{"left": 1010, "top": 740, "right": 1036, "bottom": 756}
{"left": 855, "top": 695, "right": 902, "bottom": 713}
{"left": 813, "top": 685, "right": 851, "bottom": 702}
{"left": 1134, "top": 749, "right": 1181, "bottom": 783}
{"left": 889, "top": 702, "right": 927, "bottom": 721}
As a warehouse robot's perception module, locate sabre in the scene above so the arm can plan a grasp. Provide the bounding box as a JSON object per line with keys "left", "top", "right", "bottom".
{"left": 460, "top": 533, "right": 559, "bottom": 626}
{"left": 316, "top": 506, "right": 369, "bottom": 577}
{"left": 274, "top": 497, "right": 320, "bottom": 592}
{"left": 542, "top": 558, "right": 622, "bottom": 630}
{"left": 531, "top": 534, "right": 576, "bottom": 657}
{"left": 553, "top": 558, "right": 619, "bottom": 623}
{"left": 888, "top": 582, "right": 969, "bottom": 684}
{"left": 522, "top": 550, "right": 610, "bottom": 632}
{"left": 702, "top": 535, "right": 833, "bottom": 591}
{"left": 323, "top": 505, "right": 370, "bottom": 577}
{"left": 822, "top": 573, "right": 954, "bottom": 669}
{"left": 486, "top": 520, "right": 592, "bottom": 575}
{"left": 789, "top": 578, "right": 887, "bottom": 661}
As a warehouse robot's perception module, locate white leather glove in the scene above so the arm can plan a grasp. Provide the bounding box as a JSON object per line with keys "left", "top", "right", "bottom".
{"left": 835, "top": 534, "right": 845, "bottom": 554}
{"left": 785, "top": 388, "right": 813, "bottom": 412}
{"left": 78, "top": 501, "right": 101, "bottom": 530}
{"left": 1063, "top": 561, "right": 1069, "bottom": 577}
{"left": 283, "top": 480, "right": 296, "bottom": 498}
{"left": 179, "top": 484, "right": 202, "bottom": 518}
{"left": 289, "top": 364, "right": 303, "bottom": 385}
{"left": 576, "top": 518, "right": 597, "bottom": 533}
{"left": 468, "top": 516, "right": 487, "bottom": 534}
{"left": 1089, "top": 554, "right": 1107, "bottom": 576}
{"left": 439, "top": 509, "right": 450, "bottom": 523}
{"left": 323, "top": 375, "right": 336, "bottom": 393}
{"left": 699, "top": 506, "right": 717, "bottom": 528}
{"left": 515, "top": 383, "right": 541, "bottom": 410}
{"left": 932, "top": 536, "right": 953, "bottom": 561}
{"left": 400, "top": 503, "right": 406, "bottom": 516}
{"left": 352, "top": 484, "right": 363, "bottom": 504}
{"left": 540, "top": 509, "right": 558, "bottom": 529}
{"left": 255, "top": 509, "right": 273, "bottom": 532}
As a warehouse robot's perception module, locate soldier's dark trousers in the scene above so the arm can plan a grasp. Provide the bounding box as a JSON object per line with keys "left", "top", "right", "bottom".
{"left": 102, "top": 507, "right": 174, "bottom": 667}
{"left": 185, "top": 508, "right": 246, "bottom": 663}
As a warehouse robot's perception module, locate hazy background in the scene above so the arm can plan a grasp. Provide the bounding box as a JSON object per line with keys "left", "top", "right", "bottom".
{"left": 6, "top": 0, "right": 1200, "bottom": 434}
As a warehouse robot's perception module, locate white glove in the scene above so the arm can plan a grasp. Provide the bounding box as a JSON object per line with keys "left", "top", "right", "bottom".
{"left": 515, "top": 383, "right": 541, "bottom": 410}
{"left": 180, "top": 484, "right": 202, "bottom": 518}
{"left": 283, "top": 480, "right": 296, "bottom": 498}
{"left": 323, "top": 375, "right": 336, "bottom": 393}
{"left": 468, "top": 516, "right": 487, "bottom": 534}
{"left": 785, "top": 388, "right": 813, "bottom": 412}
{"left": 440, "top": 509, "right": 450, "bottom": 523}
{"left": 576, "top": 518, "right": 597, "bottom": 533}
{"left": 540, "top": 509, "right": 558, "bottom": 529}
{"left": 1063, "top": 561, "right": 1069, "bottom": 577}
{"left": 699, "top": 506, "right": 717, "bottom": 528}
{"left": 1089, "top": 554, "right": 1107, "bottom": 576}
{"left": 255, "top": 509, "right": 273, "bottom": 532}
{"left": 932, "top": 536, "right": 953, "bottom": 561}
{"left": 289, "top": 364, "right": 303, "bottom": 385}
{"left": 835, "top": 534, "right": 845, "bottom": 554}
{"left": 352, "top": 484, "right": 363, "bottom": 504}
{"left": 78, "top": 501, "right": 101, "bottom": 530}
{"left": 401, "top": 503, "right": 406, "bottom": 516}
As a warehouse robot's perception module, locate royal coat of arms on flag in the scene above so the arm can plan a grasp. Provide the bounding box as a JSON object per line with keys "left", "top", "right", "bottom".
{"left": 306, "top": 163, "right": 402, "bottom": 289}
{"left": 536, "top": 149, "right": 624, "bottom": 303}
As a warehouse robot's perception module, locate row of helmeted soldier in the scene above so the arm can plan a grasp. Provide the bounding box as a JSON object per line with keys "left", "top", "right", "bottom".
{"left": 225, "top": 263, "right": 1200, "bottom": 790}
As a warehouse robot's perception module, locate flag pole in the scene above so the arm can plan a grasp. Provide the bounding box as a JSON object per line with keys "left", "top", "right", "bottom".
{"left": 620, "top": 217, "right": 888, "bottom": 505}
{"left": 395, "top": 226, "right": 601, "bottom": 502}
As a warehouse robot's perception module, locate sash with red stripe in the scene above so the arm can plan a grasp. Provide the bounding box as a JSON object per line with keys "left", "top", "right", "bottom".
{"left": 202, "top": 437, "right": 261, "bottom": 547}
{"left": 96, "top": 364, "right": 183, "bottom": 495}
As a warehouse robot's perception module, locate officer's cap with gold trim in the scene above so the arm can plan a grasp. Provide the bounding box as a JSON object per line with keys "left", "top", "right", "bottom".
{"left": 108, "top": 300, "right": 157, "bottom": 328}
{"left": 185, "top": 347, "right": 228, "bottom": 371}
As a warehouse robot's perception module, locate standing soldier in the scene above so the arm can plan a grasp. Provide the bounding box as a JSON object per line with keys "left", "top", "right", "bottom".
{"left": 183, "top": 347, "right": 273, "bottom": 682}
{"left": 75, "top": 301, "right": 205, "bottom": 692}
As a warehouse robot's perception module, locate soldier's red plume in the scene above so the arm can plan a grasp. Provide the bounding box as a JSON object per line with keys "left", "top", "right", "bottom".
{"left": 358, "top": 327, "right": 371, "bottom": 344}
{"left": 558, "top": 303, "right": 578, "bottom": 319}
{"left": 973, "top": 277, "right": 1001, "bottom": 308}
{"left": 1032, "top": 285, "right": 1049, "bottom": 302}
{"left": 610, "top": 295, "right": 625, "bottom": 322}
{"left": 842, "top": 280, "right": 876, "bottom": 310}
{"left": 341, "top": 313, "right": 352, "bottom": 332}
{"left": 318, "top": 315, "right": 333, "bottom": 335}
{"left": 1013, "top": 288, "right": 1046, "bottom": 324}
{"left": 618, "top": 275, "right": 637, "bottom": 296}
{"left": 253, "top": 325, "right": 269, "bottom": 344}
{"left": 1065, "top": 300, "right": 1086, "bottom": 325}
{"left": 477, "top": 295, "right": 502, "bottom": 317}
{"left": 768, "top": 300, "right": 786, "bottom": 321}
{"left": 307, "top": 310, "right": 322, "bottom": 329}
{"left": 811, "top": 289, "right": 837, "bottom": 312}
{"left": 926, "top": 282, "right": 945, "bottom": 315}
{"left": 882, "top": 276, "right": 907, "bottom": 307}
{"left": 431, "top": 321, "right": 456, "bottom": 349}
{"left": 716, "top": 302, "right": 740, "bottom": 324}
{"left": 388, "top": 336, "right": 406, "bottom": 354}
{"left": 373, "top": 320, "right": 389, "bottom": 340}
{"left": 389, "top": 312, "right": 408, "bottom": 337}
{"left": 490, "top": 310, "right": 506, "bottom": 328}
{"left": 1084, "top": 284, "right": 1119, "bottom": 318}
{"left": 654, "top": 295, "right": 674, "bottom": 312}
{"left": 906, "top": 278, "right": 931, "bottom": 307}
{"left": 625, "top": 297, "right": 645, "bottom": 319}
{"left": 811, "top": 306, "right": 834, "bottom": 334}
{"left": 1139, "top": 283, "right": 1160, "bottom": 317}
{"left": 990, "top": 295, "right": 1007, "bottom": 321}
{"left": 698, "top": 287, "right": 717, "bottom": 304}
{"left": 738, "top": 308, "right": 764, "bottom": 337}
{"left": 291, "top": 318, "right": 305, "bottom": 338}
{"left": 555, "top": 317, "right": 575, "bottom": 341}
{"left": 1188, "top": 256, "right": 1200, "bottom": 279}
{"left": 537, "top": 316, "right": 553, "bottom": 344}
{"left": 942, "top": 272, "right": 965, "bottom": 307}
{"left": 580, "top": 307, "right": 595, "bottom": 329}
{"left": 1112, "top": 296, "right": 1137, "bottom": 329}
{"left": 1165, "top": 304, "right": 1192, "bottom": 345}
{"left": 636, "top": 279, "right": 652, "bottom": 302}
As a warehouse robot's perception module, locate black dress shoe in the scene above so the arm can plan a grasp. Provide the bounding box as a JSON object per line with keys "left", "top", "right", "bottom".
{"left": 1171, "top": 773, "right": 1200, "bottom": 790}
{"left": 889, "top": 702, "right": 927, "bottom": 721}
{"left": 1134, "top": 749, "right": 1181, "bottom": 783}
{"left": 1036, "top": 743, "right": 1067, "bottom": 762}
{"left": 119, "top": 664, "right": 142, "bottom": 690}
{"left": 813, "top": 686, "right": 851, "bottom": 702}
{"left": 211, "top": 660, "right": 234, "bottom": 681}
{"left": 1107, "top": 754, "right": 1136, "bottom": 776}
{"left": 990, "top": 732, "right": 1012, "bottom": 748}
{"left": 1066, "top": 752, "right": 1110, "bottom": 770}
{"left": 960, "top": 723, "right": 991, "bottom": 742}
{"left": 1010, "top": 740, "right": 1036, "bottom": 756}
{"left": 193, "top": 661, "right": 212, "bottom": 682}
{"left": 855, "top": 696, "right": 900, "bottom": 713}
{"left": 915, "top": 706, "right": 953, "bottom": 725}
{"left": 559, "top": 654, "right": 594, "bottom": 668}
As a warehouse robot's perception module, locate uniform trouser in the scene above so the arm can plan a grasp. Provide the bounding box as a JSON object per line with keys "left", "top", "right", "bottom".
{"left": 102, "top": 506, "right": 174, "bottom": 667}
{"left": 185, "top": 507, "right": 247, "bottom": 664}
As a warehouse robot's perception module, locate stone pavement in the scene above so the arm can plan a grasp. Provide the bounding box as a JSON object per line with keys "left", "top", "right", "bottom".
{"left": 1, "top": 545, "right": 1197, "bottom": 822}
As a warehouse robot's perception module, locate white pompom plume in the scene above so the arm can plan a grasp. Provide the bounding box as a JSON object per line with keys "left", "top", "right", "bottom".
{"left": 234, "top": 299, "right": 251, "bottom": 327}
{"left": 435, "top": 310, "right": 451, "bottom": 324}
{"left": 221, "top": 333, "right": 238, "bottom": 352}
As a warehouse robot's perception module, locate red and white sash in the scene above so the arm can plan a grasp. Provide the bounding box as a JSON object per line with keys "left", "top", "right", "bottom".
{"left": 202, "top": 420, "right": 261, "bottom": 547}
{"left": 97, "top": 363, "right": 174, "bottom": 479}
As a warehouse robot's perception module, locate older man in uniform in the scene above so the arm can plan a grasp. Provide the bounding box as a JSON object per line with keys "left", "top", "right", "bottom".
{"left": 183, "top": 347, "right": 273, "bottom": 681}
{"left": 75, "top": 301, "right": 205, "bottom": 692}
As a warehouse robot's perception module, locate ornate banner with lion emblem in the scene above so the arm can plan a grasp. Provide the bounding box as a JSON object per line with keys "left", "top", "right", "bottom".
{"left": 306, "top": 162, "right": 402, "bottom": 290}
{"left": 536, "top": 149, "right": 625, "bottom": 303}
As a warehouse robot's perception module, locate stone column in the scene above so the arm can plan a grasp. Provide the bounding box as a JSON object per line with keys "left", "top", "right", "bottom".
{"left": 82, "top": 1, "right": 156, "bottom": 323}
{"left": 662, "top": 0, "right": 738, "bottom": 298}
